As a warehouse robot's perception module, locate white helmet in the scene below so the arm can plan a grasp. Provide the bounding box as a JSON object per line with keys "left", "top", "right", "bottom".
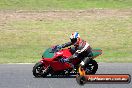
{"left": 70, "top": 32, "right": 80, "bottom": 43}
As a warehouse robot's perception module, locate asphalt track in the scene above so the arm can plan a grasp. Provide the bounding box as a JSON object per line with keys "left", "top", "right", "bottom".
{"left": 0, "top": 63, "right": 131, "bottom": 88}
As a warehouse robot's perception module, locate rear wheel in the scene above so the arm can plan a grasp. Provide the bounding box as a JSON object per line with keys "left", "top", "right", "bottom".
{"left": 85, "top": 60, "right": 98, "bottom": 74}
{"left": 32, "top": 62, "right": 50, "bottom": 77}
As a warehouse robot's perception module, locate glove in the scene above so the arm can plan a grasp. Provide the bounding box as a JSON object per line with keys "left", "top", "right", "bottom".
{"left": 57, "top": 45, "right": 62, "bottom": 49}
{"left": 72, "top": 54, "right": 78, "bottom": 58}
{"left": 52, "top": 45, "right": 62, "bottom": 52}
{"left": 60, "top": 58, "right": 69, "bottom": 63}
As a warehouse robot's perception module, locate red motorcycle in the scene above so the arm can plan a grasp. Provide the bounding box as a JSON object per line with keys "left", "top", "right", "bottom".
{"left": 32, "top": 45, "right": 102, "bottom": 77}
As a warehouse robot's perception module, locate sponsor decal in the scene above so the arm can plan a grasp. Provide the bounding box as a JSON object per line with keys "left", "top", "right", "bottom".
{"left": 85, "top": 74, "right": 131, "bottom": 83}
{"left": 76, "top": 74, "right": 131, "bottom": 85}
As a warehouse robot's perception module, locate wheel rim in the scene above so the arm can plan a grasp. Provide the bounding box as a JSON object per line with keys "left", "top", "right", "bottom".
{"left": 85, "top": 61, "right": 98, "bottom": 74}
{"left": 35, "top": 66, "right": 44, "bottom": 76}
{"left": 86, "top": 64, "right": 94, "bottom": 72}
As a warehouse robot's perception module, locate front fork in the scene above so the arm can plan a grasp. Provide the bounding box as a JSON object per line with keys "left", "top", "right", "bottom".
{"left": 39, "top": 58, "right": 50, "bottom": 69}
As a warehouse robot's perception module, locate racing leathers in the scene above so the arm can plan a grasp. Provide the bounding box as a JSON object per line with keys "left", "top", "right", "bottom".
{"left": 61, "top": 39, "right": 93, "bottom": 69}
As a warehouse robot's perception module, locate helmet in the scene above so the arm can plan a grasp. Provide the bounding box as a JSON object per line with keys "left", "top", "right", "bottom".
{"left": 70, "top": 32, "right": 80, "bottom": 43}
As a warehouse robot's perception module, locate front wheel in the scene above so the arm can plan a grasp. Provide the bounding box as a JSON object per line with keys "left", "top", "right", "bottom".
{"left": 32, "top": 62, "right": 50, "bottom": 77}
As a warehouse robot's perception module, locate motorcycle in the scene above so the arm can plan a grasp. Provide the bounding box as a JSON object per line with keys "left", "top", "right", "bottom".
{"left": 32, "top": 45, "right": 102, "bottom": 77}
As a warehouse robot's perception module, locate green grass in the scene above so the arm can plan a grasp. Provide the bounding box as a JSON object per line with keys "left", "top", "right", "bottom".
{"left": 0, "top": 0, "right": 132, "bottom": 63}
{"left": 0, "top": 14, "right": 132, "bottom": 63}
{"left": 0, "top": 0, "right": 132, "bottom": 10}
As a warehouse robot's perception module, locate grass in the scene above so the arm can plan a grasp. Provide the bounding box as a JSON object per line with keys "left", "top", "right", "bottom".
{"left": 0, "top": 0, "right": 132, "bottom": 10}
{"left": 0, "top": 0, "right": 132, "bottom": 63}
{"left": 0, "top": 13, "right": 132, "bottom": 63}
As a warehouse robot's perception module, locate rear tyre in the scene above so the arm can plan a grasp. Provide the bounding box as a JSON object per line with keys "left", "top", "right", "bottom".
{"left": 85, "top": 60, "right": 98, "bottom": 74}
{"left": 33, "top": 62, "right": 50, "bottom": 77}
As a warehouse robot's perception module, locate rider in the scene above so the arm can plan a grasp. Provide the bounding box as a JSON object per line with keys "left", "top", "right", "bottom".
{"left": 59, "top": 32, "right": 93, "bottom": 71}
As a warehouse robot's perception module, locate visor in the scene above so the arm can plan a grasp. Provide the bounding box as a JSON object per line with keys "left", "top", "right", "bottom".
{"left": 70, "top": 38, "right": 77, "bottom": 43}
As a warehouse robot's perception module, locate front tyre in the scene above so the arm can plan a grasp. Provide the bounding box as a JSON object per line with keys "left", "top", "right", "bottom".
{"left": 32, "top": 62, "right": 50, "bottom": 77}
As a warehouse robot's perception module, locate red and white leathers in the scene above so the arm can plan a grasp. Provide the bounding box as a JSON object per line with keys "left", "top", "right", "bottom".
{"left": 74, "top": 38, "right": 91, "bottom": 55}
{"left": 61, "top": 38, "right": 93, "bottom": 70}
{"left": 61, "top": 38, "right": 92, "bottom": 63}
{"left": 60, "top": 32, "right": 93, "bottom": 69}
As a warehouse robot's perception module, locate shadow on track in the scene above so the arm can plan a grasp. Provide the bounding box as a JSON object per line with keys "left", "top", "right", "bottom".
{"left": 33, "top": 75, "right": 76, "bottom": 78}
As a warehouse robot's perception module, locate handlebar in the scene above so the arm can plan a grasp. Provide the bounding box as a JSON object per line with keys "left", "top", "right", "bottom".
{"left": 50, "top": 45, "right": 62, "bottom": 53}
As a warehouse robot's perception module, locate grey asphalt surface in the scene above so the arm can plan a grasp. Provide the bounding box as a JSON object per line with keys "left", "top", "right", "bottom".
{"left": 0, "top": 63, "right": 131, "bottom": 88}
